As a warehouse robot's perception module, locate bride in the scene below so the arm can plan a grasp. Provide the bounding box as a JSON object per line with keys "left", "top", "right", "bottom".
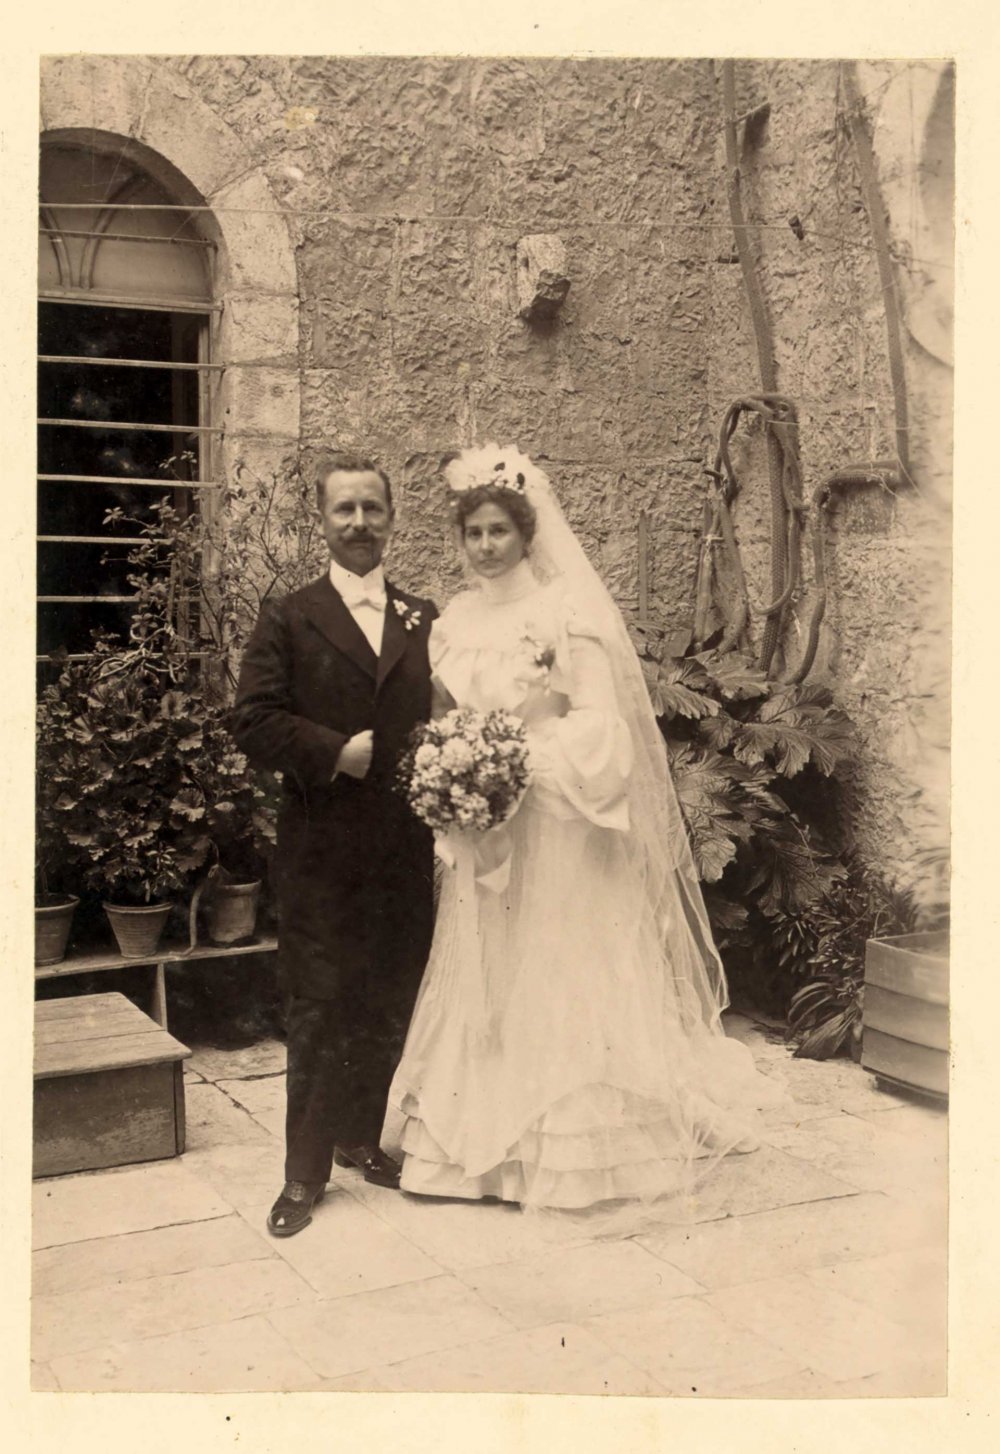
{"left": 381, "top": 445, "right": 781, "bottom": 1220}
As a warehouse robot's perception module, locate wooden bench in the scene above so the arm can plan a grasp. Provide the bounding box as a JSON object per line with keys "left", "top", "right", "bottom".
{"left": 33, "top": 993, "right": 191, "bottom": 1179}
{"left": 34, "top": 936, "right": 278, "bottom": 1030}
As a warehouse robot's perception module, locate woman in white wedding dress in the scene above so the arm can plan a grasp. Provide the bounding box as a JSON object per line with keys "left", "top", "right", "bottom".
{"left": 381, "top": 445, "right": 782, "bottom": 1221}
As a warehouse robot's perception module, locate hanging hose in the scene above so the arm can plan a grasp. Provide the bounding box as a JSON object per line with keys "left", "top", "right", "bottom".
{"left": 841, "top": 64, "right": 914, "bottom": 486}
{"left": 696, "top": 393, "right": 805, "bottom": 657}
{"left": 785, "top": 462, "right": 905, "bottom": 684}
{"left": 722, "top": 60, "right": 790, "bottom": 675}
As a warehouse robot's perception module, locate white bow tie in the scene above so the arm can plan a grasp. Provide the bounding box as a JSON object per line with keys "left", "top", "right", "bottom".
{"left": 339, "top": 576, "right": 386, "bottom": 610}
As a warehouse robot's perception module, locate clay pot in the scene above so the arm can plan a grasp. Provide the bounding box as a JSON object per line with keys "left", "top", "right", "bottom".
{"left": 205, "top": 880, "right": 261, "bottom": 946}
{"left": 103, "top": 901, "right": 173, "bottom": 959}
{"left": 35, "top": 894, "right": 79, "bottom": 967}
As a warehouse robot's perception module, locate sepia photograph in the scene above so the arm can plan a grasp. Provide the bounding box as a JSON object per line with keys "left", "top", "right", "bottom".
{"left": 25, "top": 46, "right": 953, "bottom": 1407}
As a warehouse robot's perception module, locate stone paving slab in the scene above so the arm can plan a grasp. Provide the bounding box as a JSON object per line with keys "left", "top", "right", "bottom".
{"left": 462, "top": 1240, "right": 704, "bottom": 1330}
{"left": 216, "top": 1073, "right": 286, "bottom": 1140}
{"left": 727, "top": 1356, "right": 948, "bottom": 1399}
{"left": 636, "top": 1189, "right": 937, "bottom": 1290}
{"left": 187, "top": 1038, "right": 287, "bottom": 1083}
{"left": 33, "top": 1212, "right": 274, "bottom": 1297}
{"left": 762, "top": 1054, "right": 913, "bottom": 1115}
{"left": 33, "top": 1160, "right": 232, "bottom": 1249}
{"left": 324, "top": 1321, "right": 666, "bottom": 1395}
{"left": 267, "top": 1273, "right": 515, "bottom": 1382}
{"left": 47, "top": 1313, "right": 321, "bottom": 1393}
{"left": 582, "top": 1295, "right": 805, "bottom": 1396}
{"left": 236, "top": 1191, "right": 445, "bottom": 1299}
{"left": 32, "top": 1255, "right": 317, "bottom": 1364}
{"left": 340, "top": 1175, "right": 596, "bottom": 1271}
{"left": 802, "top": 1245, "right": 947, "bottom": 1352}
{"left": 763, "top": 1111, "right": 945, "bottom": 1197}
{"left": 177, "top": 1140, "right": 288, "bottom": 1215}
{"left": 701, "top": 1270, "right": 919, "bottom": 1383}
{"left": 690, "top": 1143, "right": 859, "bottom": 1222}
{"left": 184, "top": 1081, "right": 276, "bottom": 1149}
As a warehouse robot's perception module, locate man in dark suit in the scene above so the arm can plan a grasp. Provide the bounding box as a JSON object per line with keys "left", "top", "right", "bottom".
{"left": 231, "top": 452, "right": 437, "bottom": 1236}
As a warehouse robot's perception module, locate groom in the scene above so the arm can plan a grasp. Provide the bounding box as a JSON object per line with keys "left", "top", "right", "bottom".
{"left": 231, "top": 451, "right": 437, "bottom": 1236}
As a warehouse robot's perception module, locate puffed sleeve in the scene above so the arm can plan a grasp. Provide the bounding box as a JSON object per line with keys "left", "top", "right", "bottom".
{"left": 527, "top": 596, "right": 633, "bottom": 830}
{"left": 428, "top": 593, "right": 473, "bottom": 715}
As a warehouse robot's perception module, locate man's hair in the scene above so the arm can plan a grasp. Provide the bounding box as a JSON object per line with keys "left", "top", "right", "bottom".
{"left": 314, "top": 451, "right": 394, "bottom": 513}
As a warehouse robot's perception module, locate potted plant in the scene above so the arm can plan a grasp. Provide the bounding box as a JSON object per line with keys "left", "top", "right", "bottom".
{"left": 48, "top": 639, "right": 212, "bottom": 958}
{"left": 35, "top": 677, "right": 82, "bottom": 966}
{"left": 188, "top": 704, "right": 278, "bottom": 946}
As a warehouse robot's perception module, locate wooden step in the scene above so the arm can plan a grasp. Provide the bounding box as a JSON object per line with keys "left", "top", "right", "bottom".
{"left": 34, "top": 992, "right": 191, "bottom": 1179}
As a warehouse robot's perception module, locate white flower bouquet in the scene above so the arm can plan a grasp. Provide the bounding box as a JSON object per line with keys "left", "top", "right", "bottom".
{"left": 398, "top": 707, "right": 531, "bottom": 833}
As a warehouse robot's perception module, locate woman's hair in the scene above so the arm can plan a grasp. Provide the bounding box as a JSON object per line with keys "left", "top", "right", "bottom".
{"left": 451, "top": 483, "right": 538, "bottom": 547}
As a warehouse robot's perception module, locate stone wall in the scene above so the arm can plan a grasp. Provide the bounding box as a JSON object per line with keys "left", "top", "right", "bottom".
{"left": 40, "top": 55, "right": 953, "bottom": 895}
{"left": 701, "top": 59, "right": 952, "bottom": 897}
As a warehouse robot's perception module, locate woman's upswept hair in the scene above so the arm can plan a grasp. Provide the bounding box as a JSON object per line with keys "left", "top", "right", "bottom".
{"left": 450, "top": 482, "right": 538, "bottom": 546}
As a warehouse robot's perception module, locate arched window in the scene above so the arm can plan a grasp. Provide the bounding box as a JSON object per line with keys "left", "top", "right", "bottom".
{"left": 37, "top": 135, "right": 219, "bottom": 671}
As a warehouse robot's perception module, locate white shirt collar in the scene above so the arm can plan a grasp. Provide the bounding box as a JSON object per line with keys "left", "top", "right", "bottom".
{"left": 328, "top": 557, "right": 386, "bottom": 603}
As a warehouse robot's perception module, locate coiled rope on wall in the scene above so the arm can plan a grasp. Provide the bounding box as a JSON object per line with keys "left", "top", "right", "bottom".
{"left": 696, "top": 61, "right": 913, "bottom": 684}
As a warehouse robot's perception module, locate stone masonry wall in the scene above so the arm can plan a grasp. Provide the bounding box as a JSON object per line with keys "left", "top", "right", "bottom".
{"left": 42, "top": 55, "right": 953, "bottom": 894}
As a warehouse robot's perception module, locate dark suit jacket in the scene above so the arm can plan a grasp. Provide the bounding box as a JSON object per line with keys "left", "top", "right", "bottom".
{"left": 230, "top": 572, "right": 437, "bottom": 1003}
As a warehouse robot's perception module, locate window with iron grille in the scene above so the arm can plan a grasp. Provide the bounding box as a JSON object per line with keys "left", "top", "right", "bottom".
{"left": 37, "top": 139, "right": 220, "bottom": 680}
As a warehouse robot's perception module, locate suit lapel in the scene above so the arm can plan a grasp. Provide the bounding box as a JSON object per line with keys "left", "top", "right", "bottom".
{"left": 300, "top": 576, "right": 377, "bottom": 680}
{"left": 376, "top": 583, "right": 409, "bottom": 692}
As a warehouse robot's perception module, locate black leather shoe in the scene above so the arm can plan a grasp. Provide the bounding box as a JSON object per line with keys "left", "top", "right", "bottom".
{"left": 333, "top": 1145, "right": 401, "bottom": 1189}
{"left": 266, "top": 1181, "right": 326, "bottom": 1237}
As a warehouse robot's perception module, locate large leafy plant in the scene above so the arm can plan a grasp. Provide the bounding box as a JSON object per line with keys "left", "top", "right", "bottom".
{"left": 786, "top": 859, "right": 916, "bottom": 1060}
{"left": 642, "top": 641, "right": 858, "bottom": 1017}
{"left": 38, "top": 641, "right": 214, "bottom": 905}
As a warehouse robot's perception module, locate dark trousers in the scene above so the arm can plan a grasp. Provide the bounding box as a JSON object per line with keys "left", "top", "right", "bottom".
{"left": 283, "top": 992, "right": 411, "bottom": 1184}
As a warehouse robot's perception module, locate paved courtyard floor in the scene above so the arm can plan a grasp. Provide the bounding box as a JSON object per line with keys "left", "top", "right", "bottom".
{"left": 30, "top": 1015, "right": 947, "bottom": 1397}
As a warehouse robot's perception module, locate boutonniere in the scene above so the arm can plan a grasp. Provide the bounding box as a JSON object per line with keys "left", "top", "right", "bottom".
{"left": 392, "top": 599, "right": 423, "bottom": 632}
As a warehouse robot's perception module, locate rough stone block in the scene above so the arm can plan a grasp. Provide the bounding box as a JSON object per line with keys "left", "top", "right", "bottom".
{"left": 222, "top": 365, "right": 300, "bottom": 440}
{"left": 469, "top": 59, "right": 546, "bottom": 161}
{"left": 208, "top": 170, "right": 297, "bottom": 295}
{"left": 306, "top": 302, "right": 387, "bottom": 372}
{"left": 301, "top": 368, "right": 371, "bottom": 448}
{"left": 219, "top": 291, "right": 299, "bottom": 365}
{"left": 41, "top": 55, "right": 152, "bottom": 137}
{"left": 137, "top": 71, "right": 249, "bottom": 198}
{"left": 299, "top": 218, "right": 395, "bottom": 313}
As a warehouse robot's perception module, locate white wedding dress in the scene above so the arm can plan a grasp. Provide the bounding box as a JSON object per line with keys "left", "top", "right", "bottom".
{"left": 381, "top": 554, "right": 782, "bottom": 1220}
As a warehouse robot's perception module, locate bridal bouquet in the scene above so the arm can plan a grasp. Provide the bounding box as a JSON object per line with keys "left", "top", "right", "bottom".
{"left": 398, "top": 707, "right": 531, "bottom": 833}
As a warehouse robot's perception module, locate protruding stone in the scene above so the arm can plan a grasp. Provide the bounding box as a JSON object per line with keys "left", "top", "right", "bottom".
{"left": 515, "top": 234, "right": 571, "bottom": 322}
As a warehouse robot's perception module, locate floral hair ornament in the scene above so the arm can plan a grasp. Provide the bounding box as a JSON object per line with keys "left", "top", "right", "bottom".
{"left": 443, "top": 443, "right": 531, "bottom": 498}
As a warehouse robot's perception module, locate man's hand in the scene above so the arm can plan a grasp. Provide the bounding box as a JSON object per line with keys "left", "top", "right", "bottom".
{"left": 335, "top": 729, "right": 374, "bottom": 780}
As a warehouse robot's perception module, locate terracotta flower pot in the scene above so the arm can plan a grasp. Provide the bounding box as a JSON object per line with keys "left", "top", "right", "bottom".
{"left": 205, "top": 880, "right": 261, "bottom": 946}
{"left": 35, "top": 894, "right": 79, "bottom": 967}
{"left": 103, "top": 901, "right": 173, "bottom": 959}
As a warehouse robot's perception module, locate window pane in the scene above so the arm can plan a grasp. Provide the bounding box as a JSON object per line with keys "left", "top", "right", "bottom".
{"left": 37, "top": 302, "right": 206, "bottom": 658}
